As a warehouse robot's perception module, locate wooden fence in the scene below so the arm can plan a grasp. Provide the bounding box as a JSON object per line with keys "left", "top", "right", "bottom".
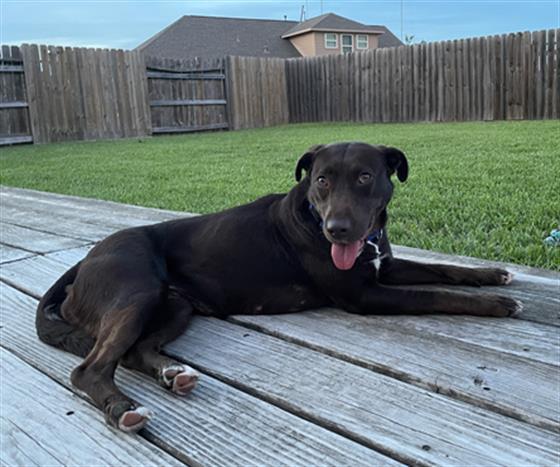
{"left": 226, "top": 56, "right": 289, "bottom": 130}
{"left": 287, "top": 29, "right": 559, "bottom": 123}
{"left": 19, "top": 44, "right": 151, "bottom": 144}
{"left": 145, "top": 56, "right": 228, "bottom": 134}
{"left": 0, "top": 46, "right": 32, "bottom": 145}
{"left": 0, "top": 29, "right": 558, "bottom": 146}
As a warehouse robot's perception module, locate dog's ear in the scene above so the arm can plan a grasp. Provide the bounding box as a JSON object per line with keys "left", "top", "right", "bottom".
{"left": 381, "top": 146, "right": 409, "bottom": 182}
{"left": 295, "top": 145, "right": 324, "bottom": 181}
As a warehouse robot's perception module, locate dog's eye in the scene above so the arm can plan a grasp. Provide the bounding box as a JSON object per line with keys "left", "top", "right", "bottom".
{"left": 358, "top": 173, "right": 372, "bottom": 184}
{"left": 316, "top": 176, "right": 329, "bottom": 188}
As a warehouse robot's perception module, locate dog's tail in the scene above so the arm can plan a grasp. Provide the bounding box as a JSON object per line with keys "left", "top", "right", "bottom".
{"left": 36, "top": 262, "right": 94, "bottom": 358}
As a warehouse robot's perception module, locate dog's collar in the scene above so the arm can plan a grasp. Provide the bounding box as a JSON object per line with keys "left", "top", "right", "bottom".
{"left": 307, "top": 202, "right": 383, "bottom": 244}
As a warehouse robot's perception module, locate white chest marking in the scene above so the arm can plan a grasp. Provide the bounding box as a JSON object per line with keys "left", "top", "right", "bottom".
{"left": 366, "top": 240, "right": 387, "bottom": 277}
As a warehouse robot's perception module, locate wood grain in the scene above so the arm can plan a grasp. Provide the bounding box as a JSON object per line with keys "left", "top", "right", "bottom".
{"left": 1, "top": 188, "right": 559, "bottom": 466}
{"left": 1, "top": 283, "right": 398, "bottom": 467}
{"left": 164, "top": 317, "right": 560, "bottom": 466}
{"left": 0, "top": 221, "right": 88, "bottom": 254}
{"left": 0, "top": 244, "right": 34, "bottom": 264}
{"left": 231, "top": 309, "right": 560, "bottom": 430}
{"left": 0, "top": 348, "right": 184, "bottom": 467}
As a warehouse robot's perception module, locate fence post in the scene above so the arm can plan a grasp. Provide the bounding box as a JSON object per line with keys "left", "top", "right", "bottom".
{"left": 224, "top": 56, "right": 236, "bottom": 130}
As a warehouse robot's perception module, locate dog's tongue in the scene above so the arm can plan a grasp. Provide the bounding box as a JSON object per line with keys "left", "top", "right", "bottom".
{"left": 331, "top": 241, "right": 363, "bottom": 270}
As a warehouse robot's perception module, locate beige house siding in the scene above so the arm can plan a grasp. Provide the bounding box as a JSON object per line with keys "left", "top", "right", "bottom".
{"left": 289, "top": 32, "right": 380, "bottom": 57}
{"left": 289, "top": 34, "right": 316, "bottom": 56}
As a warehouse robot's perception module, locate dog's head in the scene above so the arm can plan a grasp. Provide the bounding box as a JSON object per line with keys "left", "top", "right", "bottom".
{"left": 295, "top": 142, "right": 408, "bottom": 270}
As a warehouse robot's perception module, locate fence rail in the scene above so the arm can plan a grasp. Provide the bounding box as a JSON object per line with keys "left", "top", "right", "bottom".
{"left": 0, "top": 28, "right": 558, "bottom": 146}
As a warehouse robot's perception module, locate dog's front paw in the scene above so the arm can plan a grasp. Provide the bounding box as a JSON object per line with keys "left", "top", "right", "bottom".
{"left": 484, "top": 295, "right": 523, "bottom": 317}
{"left": 463, "top": 268, "right": 514, "bottom": 286}
{"left": 482, "top": 268, "right": 514, "bottom": 286}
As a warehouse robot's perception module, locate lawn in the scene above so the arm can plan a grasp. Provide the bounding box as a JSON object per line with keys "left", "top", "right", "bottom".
{"left": 1, "top": 121, "right": 559, "bottom": 270}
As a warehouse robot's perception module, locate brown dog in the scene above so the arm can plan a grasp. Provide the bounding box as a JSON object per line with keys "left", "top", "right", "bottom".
{"left": 36, "top": 142, "right": 520, "bottom": 432}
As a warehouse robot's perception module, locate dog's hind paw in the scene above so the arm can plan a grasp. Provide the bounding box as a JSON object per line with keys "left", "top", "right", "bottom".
{"left": 118, "top": 406, "right": 153, "bottom": 433}
{"left": 161, "top": 364, "right": 199, "bottom": 396}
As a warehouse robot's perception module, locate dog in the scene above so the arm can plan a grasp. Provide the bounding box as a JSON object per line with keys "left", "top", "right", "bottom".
{"left": 36, "top": 142, "right": 521, "bottom": 432}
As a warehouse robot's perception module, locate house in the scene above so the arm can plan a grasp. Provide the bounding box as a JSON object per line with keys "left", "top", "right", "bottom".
{"left": 136, "top": 13, "right": 402, "bottom": 61}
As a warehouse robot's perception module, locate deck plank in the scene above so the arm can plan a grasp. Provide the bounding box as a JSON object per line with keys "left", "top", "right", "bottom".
{"left": 0, "top": 348, "right": 184, "bottom": 467}
{"left": 0, "top": 244, "right": 34, "bottom": 264}
{"left": 165, "top": 317, "right": 560, "bottom": 466}
{"left": 1, "top": 283, "right": 397, "bottom": 467}
{"left": 231, "top": 310, "right": 560, "bottom": 427}
{"left": 1, "top": 186, "right": 185, "bottom": 224}
{"left": 0, "top": 246, "right": 92, "bottom": 296}
{"left": 0, "top": 186, "right": 188, "bottom": 222}
{"left": 394, "top": 245, "right": 560, "bottom": 281}
{"left": 255, "top": 309, "right": 558, "bottom": 365}
{"left": 0, "top": 221, "right": 89, "bottom": 253}
{"left": 1, "top": 204, "right": 119, "bottom": 241}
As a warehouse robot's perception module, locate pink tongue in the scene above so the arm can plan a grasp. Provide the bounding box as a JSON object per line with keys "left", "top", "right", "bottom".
{"left": 331, "top": 241, "right": 363, "bottom": 270}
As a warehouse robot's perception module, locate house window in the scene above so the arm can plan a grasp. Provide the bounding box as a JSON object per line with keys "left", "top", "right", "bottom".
{"left": 325, "top": 33, "right": 337, "bottom": 49}
{"left": 356, "top": 35, "right": 368, "bottom": 49}
{"left": 341, "top": 34, "right": 353, "bottom": 54}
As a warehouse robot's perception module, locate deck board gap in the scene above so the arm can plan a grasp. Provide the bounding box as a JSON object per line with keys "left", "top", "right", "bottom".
{"left": 228, "top": 316, "right": 560, "bottom": 433}
{"left": 161, "top": 350, "right": 431, "bottom": 467}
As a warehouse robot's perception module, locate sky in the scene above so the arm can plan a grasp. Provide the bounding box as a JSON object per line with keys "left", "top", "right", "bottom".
{"left": 1, "top": 0, "right": 558, "bottom": 50}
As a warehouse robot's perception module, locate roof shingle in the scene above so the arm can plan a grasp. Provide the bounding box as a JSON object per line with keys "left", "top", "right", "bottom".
{"left": 137, "top": 15, "right": 301, "bottom": 59}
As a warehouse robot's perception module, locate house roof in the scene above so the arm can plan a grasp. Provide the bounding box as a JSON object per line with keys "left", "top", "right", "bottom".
{"left": 281, "top": 13, "right": 384, "bottom": 38}
{"left": 371, "top": 25, "right": 403, "bottom": 48}
{"left": 137, "top": 15, "right": 301, "bottom": 60}
{"left": 136, "top": 14, "right": 403, "bottom": 60}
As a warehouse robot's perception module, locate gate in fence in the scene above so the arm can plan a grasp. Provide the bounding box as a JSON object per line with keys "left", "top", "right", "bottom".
{"left": 0, "top": 46, "right": 33, "bottom": 145}
{"left": 145, "top": 56, "right": 229, "bottom": 135}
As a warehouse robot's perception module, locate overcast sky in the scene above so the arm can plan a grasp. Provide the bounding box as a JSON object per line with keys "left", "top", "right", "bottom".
{"left": 1, "top": 0, "right": 558, "bottom": 50}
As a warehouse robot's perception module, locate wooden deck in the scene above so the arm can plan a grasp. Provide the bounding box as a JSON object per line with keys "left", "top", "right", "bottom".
{"left": 1, "top": 186, "right": 559, "bottom": 466}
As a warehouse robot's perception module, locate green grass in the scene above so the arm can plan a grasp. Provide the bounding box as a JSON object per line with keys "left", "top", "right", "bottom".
{"left": 1, "top": 121, "right": 559, "bottom": 270}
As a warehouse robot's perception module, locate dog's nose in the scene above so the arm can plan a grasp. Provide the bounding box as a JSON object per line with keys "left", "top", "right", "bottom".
{"left": 325, "top": 218, "right": 352, "bottom": 239}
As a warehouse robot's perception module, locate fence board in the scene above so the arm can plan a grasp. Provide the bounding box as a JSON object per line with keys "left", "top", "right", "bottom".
{"left": 280, "top": 29, "right": 558, "bottom": 125}
{"left": 545, "top": 29, "right": 555, "bottom": 119}
{"left": 226, "top": 56, "right": 289, "bottom": 130}
{"left": 554, "top": 29, "right": 559, "bottom": 119}
{"left": 15, "top": 44, "right": 151, "bottom": 143}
